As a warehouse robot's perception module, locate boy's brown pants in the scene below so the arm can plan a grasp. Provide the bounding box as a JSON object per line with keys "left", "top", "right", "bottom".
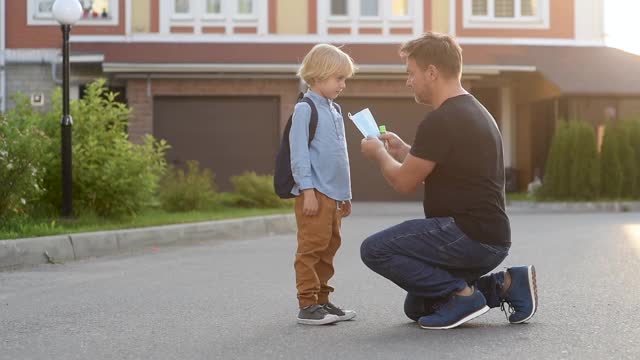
{"left": 294, "top": 190, "right": 343, "bottom": 308}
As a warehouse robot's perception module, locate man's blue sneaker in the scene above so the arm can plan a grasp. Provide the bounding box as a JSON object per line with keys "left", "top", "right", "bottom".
{"left": 501, "top": 265, "right": 538, "bottom": 324}
{"left": 418, "top": 287, "right": 489, "bottom": 330}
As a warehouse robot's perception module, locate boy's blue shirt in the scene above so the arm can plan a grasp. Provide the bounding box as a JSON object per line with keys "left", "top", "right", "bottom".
{"left": 289, "top": 89, "right": 352, "bottom": 201}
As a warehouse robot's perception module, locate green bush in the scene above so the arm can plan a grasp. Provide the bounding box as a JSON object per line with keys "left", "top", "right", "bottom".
{"left": 600, "top": 124, "right": 625, "bottom": 199}
{"left": 622, "top": 118, "right": 640, "bottom": 199}
{"left": 36, "top": 80, "right": 169, "bottom": 217}
{"left": 229, "top": 172, "right": 292, "bottom": 208}
{"left": 216, "top": 192, "right": 246, "bottom": 208}
{"left": 159, "top": 161, "right": 217, "bottom": 212}
{"left": 567, "top": 121, "right": 600, "bottom": 200}
{"left": 619, "top": 132, "right": 637, "bottom": 199}
{"left": 0, "top": 103, "right": 50, "bottom": 220}
{"left": 540, "top": 120, "right": 600, "bottom": 200}
{"left": 539, "top": 121, "right": 571, "bottom": 199}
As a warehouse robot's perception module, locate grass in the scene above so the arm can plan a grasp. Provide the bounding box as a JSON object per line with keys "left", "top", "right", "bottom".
{"left": 506, "top": 192, "right": 532, "bottom": 202}
{"left": 0, "top": 207, "right": 293, "bottom": 240}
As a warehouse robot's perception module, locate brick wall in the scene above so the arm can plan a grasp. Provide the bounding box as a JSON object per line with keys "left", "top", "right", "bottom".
{"left": 5, "top": 64, "right": 57, "bottom": 111}
{"left": 125, "top": 77, "right": 418, "bottom": 143}
{"left": 126, "top": 78, "right": 301, "bottom": 144}
{"left": 125, "top": 77, "right": 419, "bottom": 143}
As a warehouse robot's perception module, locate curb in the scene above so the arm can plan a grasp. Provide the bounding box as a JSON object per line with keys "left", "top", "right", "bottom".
{"left": 507, "top": 200, "right": 640, "bottom": 212}
{"left": 0, "top": 214, "right": 296, "bottom": 270}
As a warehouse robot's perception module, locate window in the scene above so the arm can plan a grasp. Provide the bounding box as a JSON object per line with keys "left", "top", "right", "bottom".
{"left": 521, "top": 0, "right": 537, "bottom": 16}
{"left": 237, "top": 0, "right": 253, "bottom": 15}
{"left": 360, "top": 0, "right": 378, "bottom": 17}
{"left": 172, "top": 0, "right": 256, "bottom": 18}
{"left": 175, "top": 0, "right": 190, "bottom": 14}
{"left": 37, "top": 0, "right": 54, "bottom": 14}
{"left": 330, "top": 0, "right": 381, "bottom": 17}
{"left": 35, "top": 0, "right": 113, "bottom": 18}
{"left": 464, "top": 0, "right": 548, "bottom": 29}
{"left": 206, "top": 0, "right": 221, "bottom": 14}
{"left": 322, "top": 0, "right": 422, "bottom": 35}
{"left": 472, "top": 0, "right": 487, "bottom": 16}
{"left": 29, "top": 0, "right": 118, "bottom": 25}
{"left": 331, "top": 0, "right": 348, "bottom": 16}
{"left": 166, "top": 0, "right": 266, "bottom": 34}
{"left": 469, "top": 0, "right": 539, "bottom": 19}
{"left": 392, "top": 0, "right": 408, "bottom": 17}
{"left": 494, "top": 0, "right": 514, "bottom": 18}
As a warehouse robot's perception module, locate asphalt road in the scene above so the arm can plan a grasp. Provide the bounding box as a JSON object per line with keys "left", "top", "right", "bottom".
{"left": 1, "top": 204, "right": 639, "bottom": 359}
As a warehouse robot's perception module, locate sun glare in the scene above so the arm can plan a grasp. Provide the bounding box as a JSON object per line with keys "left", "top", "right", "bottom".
{"left": 624, "top": 225, "right": 640, "bottom": 258}
{"left": 605, "top": 0, "right": 640, "bottom": 55}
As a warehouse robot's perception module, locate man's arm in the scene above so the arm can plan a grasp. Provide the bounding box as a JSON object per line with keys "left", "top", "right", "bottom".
{"left": 379, "top": 132, "right": 411, "bottom": 162}
{"left": 362, "top": 138, "right": 435, "bottom": 193}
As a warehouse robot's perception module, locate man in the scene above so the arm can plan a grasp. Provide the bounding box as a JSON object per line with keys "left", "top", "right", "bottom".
{"left": 360, "top": 32, "right": 538, "bottom": 330}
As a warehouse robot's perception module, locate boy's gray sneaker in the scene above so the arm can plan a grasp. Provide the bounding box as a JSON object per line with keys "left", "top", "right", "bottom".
{"left": 297, "top": 304, "right": 340, "bottom": 325}
{"left": 322, "top": 302, "right": 357, "bottom": 321}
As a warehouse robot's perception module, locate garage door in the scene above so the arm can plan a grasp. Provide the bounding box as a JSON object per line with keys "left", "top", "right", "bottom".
{"left": 154, "top": 96, "right": 280, "bottom": 192}
{"left": 339, "top": 97, "right": 430, "bottom": 201}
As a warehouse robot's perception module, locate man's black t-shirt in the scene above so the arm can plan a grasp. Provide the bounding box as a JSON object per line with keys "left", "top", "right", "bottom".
{"left": 410, "top": 94, "right": 511, "bottom": 246}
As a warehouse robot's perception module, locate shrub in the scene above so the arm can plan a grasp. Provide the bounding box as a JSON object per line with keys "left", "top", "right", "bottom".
{"left": 567, "top": 121, "right": 600, "bottom": 200}
{"left": 600, "top": 124, "right": 625, "bottom": 199}
{"left": 229, "top": 172, "right": 292, "bottom": 208}
{"left": 619, "top": 131, "right": 637, "bottom": 199}
{"left": 539, "top": 120, "right": 601, "bottom": 200}
{"left": 622, "top": 118, "right": 640, "bottom": 199}
{"left": 159, "top": 161, "right": 217, "bottom": 212}
{"left": 539, "top": 121, "right": 571, "bottom": 199}
{"left": 0, "top": 101, "right": 50, "bottom": 220}
{"left": 39, "top": 80, "right": 169, "bottom": 217}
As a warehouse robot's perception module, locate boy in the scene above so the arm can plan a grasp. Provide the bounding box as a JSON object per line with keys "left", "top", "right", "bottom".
{"left": 290, "top": 44, "right": 357, "bottom": 325}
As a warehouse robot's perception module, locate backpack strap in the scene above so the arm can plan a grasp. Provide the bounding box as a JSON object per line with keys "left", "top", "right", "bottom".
{"left": 300, "top": 97, "right": 318, "bottom": 146}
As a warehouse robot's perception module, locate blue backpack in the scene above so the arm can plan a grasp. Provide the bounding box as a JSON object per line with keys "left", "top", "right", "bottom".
{"left": 273, "top": 94, "right": 319, "bottom": 199}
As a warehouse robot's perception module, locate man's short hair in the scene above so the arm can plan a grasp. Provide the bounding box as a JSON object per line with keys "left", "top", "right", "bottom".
{"left": 297, "top": 44, "right": 357, "bottom": 86}
{"left": 400, "top": 32, "right": 463, "bottom": 79}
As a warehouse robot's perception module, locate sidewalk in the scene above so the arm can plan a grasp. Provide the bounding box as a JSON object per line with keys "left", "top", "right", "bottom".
{"left": 2, "top": 200, "right": 639, "bottom": 270}
{"left": 0, "top": 214, "right": 296, "bottom": 270}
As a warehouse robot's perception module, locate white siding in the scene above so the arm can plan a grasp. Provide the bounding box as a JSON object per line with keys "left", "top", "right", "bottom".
{"left": 575, "top": 0, "right": 604, "bottom": 43}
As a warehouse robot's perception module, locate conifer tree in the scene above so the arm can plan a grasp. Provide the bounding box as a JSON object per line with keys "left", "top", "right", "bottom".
{"left": 540, "top": 121, "right": 572, "bottom": 199}
{"left": 600, "top": 124, "right": 624, "bottom": 199}
{"left": 568, "top": 121, "right": 600, "bottom": 200}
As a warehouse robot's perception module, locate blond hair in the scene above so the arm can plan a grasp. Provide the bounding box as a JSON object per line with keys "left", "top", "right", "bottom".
{"left": 400, "top": 32, "right": 463, "bottom": 79}
{"left": 297, "top": 44, "right": 357, "bottom": 86}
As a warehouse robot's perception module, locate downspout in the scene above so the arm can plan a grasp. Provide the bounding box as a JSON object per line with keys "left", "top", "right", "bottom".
{"left": 1, "top": 0, "right": 6, "bottom": 113}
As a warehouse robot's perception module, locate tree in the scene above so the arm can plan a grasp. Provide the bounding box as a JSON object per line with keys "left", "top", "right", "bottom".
{"left": 540, "top": 121, "right": 572, "bottom": 199}
{"left": 568, "top": 121, "right": 600, "bottom": 200}
{"left": 622, "top": 118, "right": 640, "bottom": 199}
{"left": 600, "top": 124, "right": 624, "bottom": 199}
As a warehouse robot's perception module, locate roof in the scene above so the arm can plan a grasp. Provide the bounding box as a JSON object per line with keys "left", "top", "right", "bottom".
{"left": 461, "top": 45, "right": 640, "bottom": 95}
{"left": 71, "top": 42, "right": 640, "bottom": 95}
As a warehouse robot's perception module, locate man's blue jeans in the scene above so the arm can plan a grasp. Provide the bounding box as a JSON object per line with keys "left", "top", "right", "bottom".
{"left": 360, "top": 217, "right": 509, "bottom": 321}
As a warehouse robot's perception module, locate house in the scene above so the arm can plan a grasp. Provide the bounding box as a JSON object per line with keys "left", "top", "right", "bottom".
{"left": 2, "top": 0, "right": 640, "bottom": 201}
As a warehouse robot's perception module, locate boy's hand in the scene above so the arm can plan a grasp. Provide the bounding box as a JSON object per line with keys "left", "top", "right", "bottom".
{"left": 341, "top": 200, "right": 352, "bottom": 217}
{"left": 379, "top": 132, "right": 410, "bottom": 162}
{"left": 302, "top": 189, "right": 319, "bottom": 216}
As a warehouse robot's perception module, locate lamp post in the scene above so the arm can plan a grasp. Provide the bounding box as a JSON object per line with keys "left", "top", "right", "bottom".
{"left": 52, "top": 0, "right": 82, "bottom": 217}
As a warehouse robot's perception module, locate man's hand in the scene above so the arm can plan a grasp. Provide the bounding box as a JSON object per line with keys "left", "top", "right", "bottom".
{"left": 361, "top": 136, "right": 386, "bottom": 161}
{"left": 379, "top": 132, "right": 411, "bottom": 162}
{"left": 341, "top": 200, "right": 352, "bottom": 217}
{"left": 302, "top": 189, "right": 319, "bottom": 216}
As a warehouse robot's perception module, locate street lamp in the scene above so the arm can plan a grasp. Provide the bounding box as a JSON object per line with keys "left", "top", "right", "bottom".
{"left": 52, "top": 0, "right": 82, "bottom": 217}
